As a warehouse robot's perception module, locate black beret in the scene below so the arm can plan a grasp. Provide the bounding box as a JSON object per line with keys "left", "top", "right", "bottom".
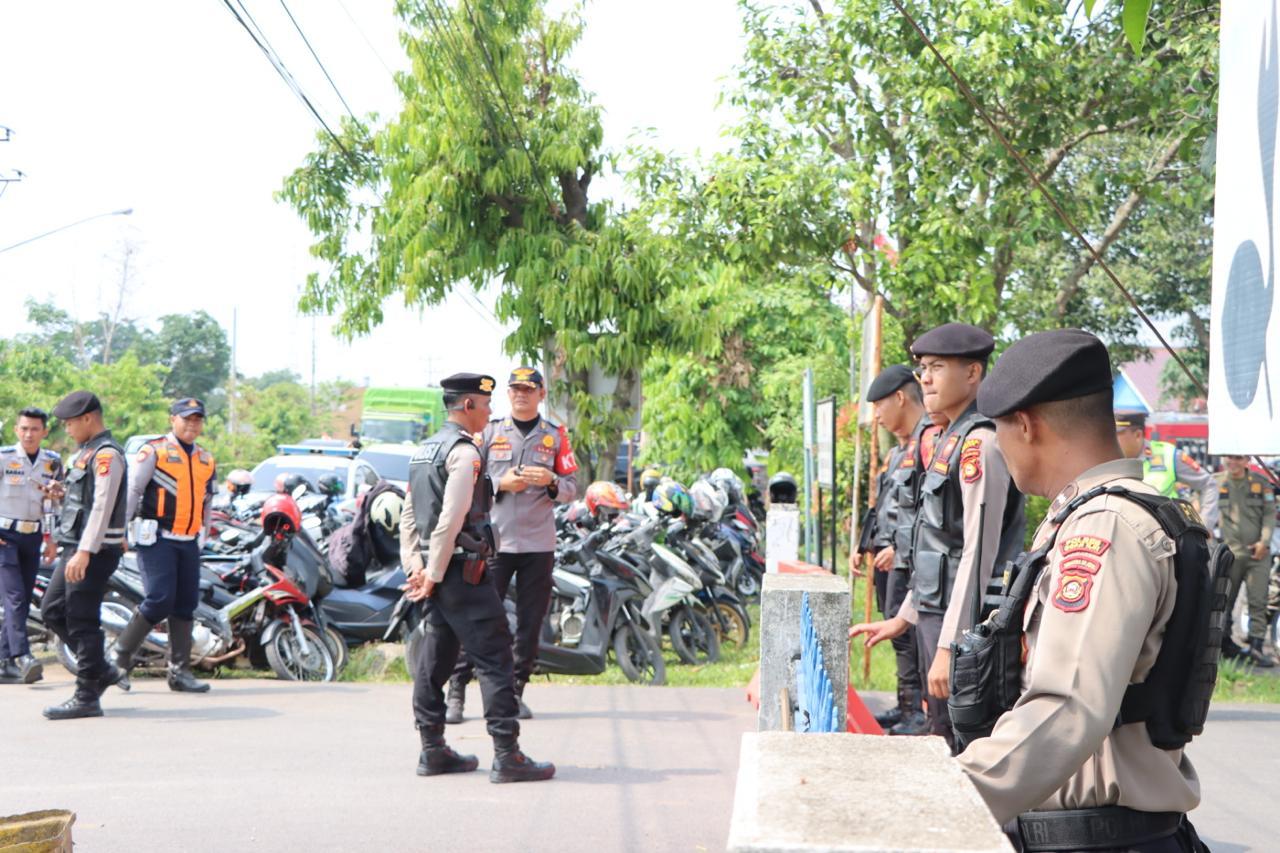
{"left": 170, "top": 397, "right": 206, "bottom": 417}
{"left": 977, "top": 329, "right": 1113, "bottom": 418}
{"left": 441, "top": 373, "right": 496, "bottom": 396}
{"left": 508, "top": 366, "right": 544, "bottom": 388}
{"left": 910, "top": 323, "right": 995, "bottom": 360}
{"left": 1114, "top": 411, "right": 1147, "bottom": 429}
{"left": 866, "top": 365, "right": 917, "bottom": 402}
{"left": 51, "top": 390, "right": 102, "bottom": 420}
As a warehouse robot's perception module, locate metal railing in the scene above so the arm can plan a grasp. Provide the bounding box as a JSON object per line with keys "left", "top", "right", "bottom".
{"left": 797, "top": 592, "right": 841, "bottom": 733}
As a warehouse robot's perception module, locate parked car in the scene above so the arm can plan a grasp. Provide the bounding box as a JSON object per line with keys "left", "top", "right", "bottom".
{"left": 354, "top": 443, "right": 417, "bottom": 491}
{"left": 251, "top": 444, "right": 379, "bottom": 501}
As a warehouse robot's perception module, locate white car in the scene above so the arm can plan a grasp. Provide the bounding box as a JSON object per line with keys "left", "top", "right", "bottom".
{"left": 250, "top": 445, "right": 380, "bottom": 501}
{"left": 354, "top": 443, "right": 417, "bottom": 492}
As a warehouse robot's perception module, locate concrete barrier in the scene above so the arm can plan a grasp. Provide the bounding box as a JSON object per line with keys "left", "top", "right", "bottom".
{"left": 727, "top": 732, "right": 1013, "bottom": 853}
{"left": 758, "top": 572, "right": 848, "bottom": 732}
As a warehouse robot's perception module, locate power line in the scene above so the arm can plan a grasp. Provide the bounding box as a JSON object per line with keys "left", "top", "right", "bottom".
{"left": 277, "top": 0, "right": 360, "bottom": 124}
{"left": 217, "top": 0, "right": 361, "bottom": 167}
{"left": 333, "top": 0, "right": 396, "bottom": 79}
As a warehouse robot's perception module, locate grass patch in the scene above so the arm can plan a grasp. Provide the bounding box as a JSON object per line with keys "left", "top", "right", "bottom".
{"left": 1212, "top": 657, "right": 1280, "bottom": 704}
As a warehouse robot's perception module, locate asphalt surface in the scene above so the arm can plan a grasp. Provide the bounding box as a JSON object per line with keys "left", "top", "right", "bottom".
{"left": 1, "top": 674, "right": 1274, "bottom": 852}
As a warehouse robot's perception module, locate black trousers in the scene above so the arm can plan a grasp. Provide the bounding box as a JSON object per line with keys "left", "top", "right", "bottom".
{"left": 41, "top": 546, "right": 121, "bottom": 681}
{"left": 0, "top": 530, "right": 42, "bottom": 658}
{"left": 882, "top": 564, "right": 921, "bottom": 712}
{"left": 135, "top": 537, "right": 201, "bottom": 623}
{"left": 452, "top": 551, "right": 553, "bottom": 689}
{"left": 412, "top": 558, "right": 519, "bottom": 740}
{"left": 915, "top": 611, "right": 955, "bottom": 752}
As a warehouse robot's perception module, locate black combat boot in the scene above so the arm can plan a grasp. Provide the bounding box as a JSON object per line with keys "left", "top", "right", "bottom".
{"left": 16, "top": 654, "right": 43, "bottom": 684}
{"left": 888, "top": 710, "right": 929, "bottom": 736}
{"left": 1247, "top": 638, "right": 1276, "bottom": 668}
{"left": 416, "top": 725, "right": 479, "bottom": 776}
{"left": 514, "top": 680, "right": 533, "bottom": 720}
{"left": 166, "top": 618, "right": 210, "bottom": 692}
{"left": 111, "top": 611, "right": 154, "bottom": 691}
{"left": 0, "top": 657, "right": 21, "bottom": 684}
{"left": 445, "top": 678, "right": 465, "bottom": 725}
{"left": 490, "top": 737, "right": 555, "bottom": 784}
{"left": 43, "top": 678, "right": 104, "bottom": 720}
{"left": 874, "top": 685, "right": 909, "bottom": 728}
{"left": 1222, "top": 635, "right": 1247, "bottom": 661}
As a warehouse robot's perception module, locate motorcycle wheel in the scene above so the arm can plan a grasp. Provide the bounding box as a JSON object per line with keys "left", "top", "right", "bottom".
{"left": 668, "top": 606, "right": 720, "bottom": 665}
{"left": 321, "top": 625, "right": 349, "bottom": 674}
{"left": 265, "top": 625, "right": 335, "bottom": 682}
{"left": 612, "top": 623, "right": 666, "bottom": 685}
{"left": 712, "top": 602, "right": 750, "bottom": 650}
{"left": 735, "top": 570, "right": 760, "bottom": 600}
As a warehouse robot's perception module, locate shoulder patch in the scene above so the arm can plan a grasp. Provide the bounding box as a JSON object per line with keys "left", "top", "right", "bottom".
{"left": 95, "top": 451, "right": 114, "bottom": 477}
{"left": 1052, "top": 571, "right": 1094, "bottom": 613}
{"left": 137, "top": 444, "right": 156, "bottom": 462}
{"left": 1059, "top": 554, "right": 1101, "bottom": 575}
{"left": 1059, "top": 534, "right": 1111, "bottom": 558}
{"left": 1177, "top": 451, "right": 1202, "bottom": 473}
{"left": 931, "top": 435, "right": 960, "bottom": 474}
{"left": 959, "top": 437, "right": 982, "bottom": 483}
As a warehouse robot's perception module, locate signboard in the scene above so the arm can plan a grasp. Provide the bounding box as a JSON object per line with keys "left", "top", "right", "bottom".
{"left": 1210, "top": 1, "right": 1280, "bottom": 453}
{"left": 816, "top": 397, "right": 835, "bottom": 488}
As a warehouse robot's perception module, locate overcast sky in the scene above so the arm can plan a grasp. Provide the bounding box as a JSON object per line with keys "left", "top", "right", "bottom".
{"left": 0, "top": 0, "right": 748, "bottom": 415}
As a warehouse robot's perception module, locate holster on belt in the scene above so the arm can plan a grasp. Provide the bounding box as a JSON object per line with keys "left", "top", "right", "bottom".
{"left": 460, "top": 558, "right": 487, "bottom": 585}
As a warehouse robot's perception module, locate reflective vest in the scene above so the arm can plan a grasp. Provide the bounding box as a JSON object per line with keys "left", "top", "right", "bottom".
{"left": 1142, "top": 441, "right": 1178, "bottom": 498}
{"left": 139, "top": 436, "right": 217, "bottom": 537}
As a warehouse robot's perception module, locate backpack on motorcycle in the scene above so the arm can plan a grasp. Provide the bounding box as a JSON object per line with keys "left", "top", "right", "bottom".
{"left": 328, "top": 480, "right": 405, "bottom": 588}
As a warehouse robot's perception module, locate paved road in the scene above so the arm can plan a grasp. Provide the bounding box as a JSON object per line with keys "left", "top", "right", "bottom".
{"left": 1, "top": 674, "right": 754, "bottom": 852}
{"left": 2, "top": 675, "right": 1274, "bottom": 851}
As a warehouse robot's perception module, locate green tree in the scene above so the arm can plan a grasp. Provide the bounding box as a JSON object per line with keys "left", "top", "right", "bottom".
{"left": 137, "top": 311, "right": 231, "bottom": 401}
{"left": 278, "top": 0, "right": 712, "bottom": 480}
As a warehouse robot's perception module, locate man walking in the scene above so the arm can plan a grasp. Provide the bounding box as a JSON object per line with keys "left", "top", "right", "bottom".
{"left": 1216, "top": 455, "right": 1276, "bottom": 667}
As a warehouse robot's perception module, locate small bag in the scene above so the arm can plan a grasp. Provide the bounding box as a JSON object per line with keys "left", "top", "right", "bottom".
{"left": 461, "top": 558, "right": 487, "bottom": 585}
{"left": 130, "top": 518, "right": 158, "bottom": 547}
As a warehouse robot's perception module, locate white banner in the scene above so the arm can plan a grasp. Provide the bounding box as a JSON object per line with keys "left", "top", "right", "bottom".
{"left": 1210, "top": 1, "right": 1280, "bottom": 453}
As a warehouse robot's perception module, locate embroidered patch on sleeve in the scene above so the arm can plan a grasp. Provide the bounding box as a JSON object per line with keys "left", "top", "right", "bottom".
{"left": 931, "top": 435, "right": 959, "bottom": 474}
{"left": 1053, "top": 572, "right": 1093, "bottom": 613}
{"left": 136, "top": 444, "right": 155, "bottom": 463}
{"left": 1178, "top": 451, "right": 1202, "bottom": 473}
{"left": 959, "top": 438, "right": 982, "bottom": 483}
{"left": 554, "top": 425, "right": 579, "bottom": 475}
{"left": 1059, "top": 535, "right": 1111, "bottom": 557}
{"left": 95, "top": 452, "right": 113, "bottom": 477}
{"left": 1059, "top": 555, "right": 1101, "bottom": 575}
{"left": 472, "top": 459, "right": 481, "bottom": 482}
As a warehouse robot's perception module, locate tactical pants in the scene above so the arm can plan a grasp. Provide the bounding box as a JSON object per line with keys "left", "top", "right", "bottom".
{"left": 135, "top": 536, "right": 202, "bottom": 623}
{"left": 0, "top": 530, "right": 42, "bottom": 658}
{"left": 41, "top": 546, "right": 121, "bottom": 680}
{"left": 873, "top": 554, "right": 921, "bottom": 713}
{"left": 1224, "top": 549, "right": 1270, "bottom": 642}
{"left": 451, "top": 551, "right": 554, "bottom": 689}
{"left": 914, "top": 612, "right": 955, "bottom": 752}
{"left": 413, "top": 558, "right": 520, "bottom": 739}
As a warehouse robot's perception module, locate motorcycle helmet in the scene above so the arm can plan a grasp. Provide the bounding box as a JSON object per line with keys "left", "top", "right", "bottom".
{"left": 226, "top": 469, "right": 253, "bottom": 497}
{"left": 690, "top": 479, "right": 728, "bottom": 522}
{"left": 768, "top": 472, "right": 798, "bottom": 504}
{"left": 652, "top": 481, "right": 693, "bottom": 518}
{"left": 369, "top": 491, "right": 404, "bottom": 534}
{"left": 639, "top": 468, "right": 662, "bottom": 496}
{"left": 274, "top": 472, "right": 308, "bottom": 495}
{"left": 316, "top": 473, "right": 345, "bottom": 498}
{"left": 563, "top": 500, "right": 597, "bottom": 529}
{"left": 584, "top": 480, "right": 629, "bottom": 521}
{"left": 261, "top": 493, "right": 302, "bottom": 536}
{"left": 709, "top": 467, "right": 745, "bottom": 504}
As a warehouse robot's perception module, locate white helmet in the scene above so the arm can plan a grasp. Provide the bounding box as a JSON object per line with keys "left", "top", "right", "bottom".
{"left": 689, "top": 479, "right": 728, "bottom": 522}
{"left": 369, "top": 491, "right": 404, "bottom": 534}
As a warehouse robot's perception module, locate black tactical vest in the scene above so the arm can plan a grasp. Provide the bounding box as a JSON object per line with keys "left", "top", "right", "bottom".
{"left": 56, "top": 430, "right": 127, "bottom": 548}
{"left": 910, "top": 404, "right": 1025, "bottom": 614}
{"left": 889, "top": 416, "right": 932, "bottom": 571}
{"left": 408, "top": 422, "right": 495, "bottom": 560}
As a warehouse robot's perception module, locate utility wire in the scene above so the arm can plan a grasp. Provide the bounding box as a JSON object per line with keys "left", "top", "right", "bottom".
{"left": 886, "top": 0, "right": 1280, "bottom": 485}
{"left": 218, "top": 0, "right": 361, "bottom": 167}
{"left": 278, "top": 0, "right": 361, "bottom": 124}
{"left": 333, "top": 0, "right": 396, "bottom": 79}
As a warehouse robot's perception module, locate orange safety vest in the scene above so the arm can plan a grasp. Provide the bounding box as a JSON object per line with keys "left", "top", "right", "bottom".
{"left": 140, "top": 437, "right": 216, "bottom": 536}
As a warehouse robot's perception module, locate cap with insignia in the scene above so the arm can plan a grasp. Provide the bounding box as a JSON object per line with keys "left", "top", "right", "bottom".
{"left": 977, "top": 328, "right": 1113, "bottom": 418}
{"left": 170, "top": 397, "right": 206, "bottom": 417}
{"left": 910, "top": 323, "right": 995, "bottom": 361}
{"left": 441, "top": 373, "right": 497, "bottom": 396}
{"left": 51, "top": 390, "right": 102, "bottom": 420}
{"left": 1114, "top": 411, "right": 1147, "bottom": 430}
{"left": 866, "top": 365, "right": 917, "bottom": 403}
{"left": 508, "top": 366, "right": 544, "bottom": 389}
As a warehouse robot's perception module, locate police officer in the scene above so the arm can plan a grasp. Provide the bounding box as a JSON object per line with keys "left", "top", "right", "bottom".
{"left": 942, "top": 329, "right": 1210, "bottom": 852}
{"left": 447, "top": 366, "right": 578, "bottom": 723}
{"left": 1216, "top": 454, "right": 1276, "bottom": 667}
{"left": 851, "top": 324, "right": 1025, "bottom": 751}
{"left": 40, "top": 391, "right": 129, "bottom": 720}
{"left": 112, "top": 398, "right": 218, "bottom": 692}
{"left": 1115, "top": 412, "right": 1219, "bottom": 530}
{"left": 0, "top": 407, "right": 62, "bottom": 685}
{"left": 399, "top": 373, "right": 554, "bottom": 783}
{"left": 861, "top": 365, "right": 930, "bottom": 735}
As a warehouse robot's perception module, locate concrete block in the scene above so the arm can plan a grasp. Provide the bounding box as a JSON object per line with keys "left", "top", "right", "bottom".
{"left": 728, "top": 732, "right": 1012, "bottom": 853}
{"left": 766, "top": 506, "right": 800, "bottom": 573}
{"left": 758, "top": 572, "right": 849, "bottom": 732}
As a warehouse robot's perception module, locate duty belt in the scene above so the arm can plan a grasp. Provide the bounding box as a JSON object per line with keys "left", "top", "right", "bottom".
{"left": 1017, "top": 807, "right": 1182, "bottom": 851}
{"left": 0, "top": 517, "right": 41, "bottom": 535}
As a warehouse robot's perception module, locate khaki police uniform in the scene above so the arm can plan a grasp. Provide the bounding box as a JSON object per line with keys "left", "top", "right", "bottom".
{"left": 956, "top": 459, "right": 1199, "bottom": 823}
{"left": 1216, "top": 469, "right": 1276, "bottom": 646}
{"left": 0, "top": 443, "right": 61, "bottom": 663}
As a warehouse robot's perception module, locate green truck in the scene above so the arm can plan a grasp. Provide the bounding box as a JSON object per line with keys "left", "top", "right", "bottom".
{"left": 356, "top": 387, "right": 446, "bottom": 445}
